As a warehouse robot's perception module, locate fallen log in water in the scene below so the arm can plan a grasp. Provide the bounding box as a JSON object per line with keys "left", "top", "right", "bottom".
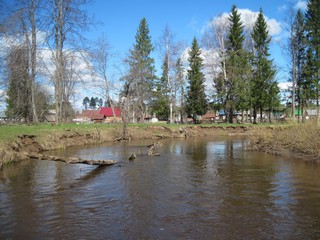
{"left": 26, "top": 153, "right": 117, "bottom": 166}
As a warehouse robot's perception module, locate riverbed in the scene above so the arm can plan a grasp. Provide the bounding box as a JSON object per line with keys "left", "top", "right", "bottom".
{"left": 1, "top": 137, "right": 320, "bottom": 239}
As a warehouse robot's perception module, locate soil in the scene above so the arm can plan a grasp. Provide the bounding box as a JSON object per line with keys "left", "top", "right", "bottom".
{"left": 0, "top": 125, "right": 250, "bottom": 168}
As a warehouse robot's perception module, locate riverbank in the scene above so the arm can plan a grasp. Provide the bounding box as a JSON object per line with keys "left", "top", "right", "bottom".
{"left": 0, "top": 124, "right": 249, "bottom": 168}
{"left": 248, "top": 121, "right": 320, "bottom": 163}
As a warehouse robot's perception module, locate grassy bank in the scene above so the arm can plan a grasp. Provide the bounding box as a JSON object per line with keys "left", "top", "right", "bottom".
{"left": 5, "top": 121, "right": 310, "bottom": 168}
{"left": 0, "top": 122, "right": 253, "bottom": 168}
{"left": 249, "top": 121, "right": 320, "bottom": 160}
{"left": 0, "top": 122, "right": 250, "bottom": 144}
{"left": 0, "top": 123, "right": 115, "bottom": 142}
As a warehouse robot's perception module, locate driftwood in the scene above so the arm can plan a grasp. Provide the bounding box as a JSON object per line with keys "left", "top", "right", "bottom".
{"left": 27, "top": 153, "right": 116, "bottom": 166}
{"left": 128, "top": 142, "right": 161, "bottom": 160}
{"left": 147, "top": 142, "right": 162, "bottom": 156}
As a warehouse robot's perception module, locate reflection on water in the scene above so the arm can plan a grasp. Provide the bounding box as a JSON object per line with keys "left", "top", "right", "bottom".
{"left": 1, "top": 137, "right": 320, "bottom": 239}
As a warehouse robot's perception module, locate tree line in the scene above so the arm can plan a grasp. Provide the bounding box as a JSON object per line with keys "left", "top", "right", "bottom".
{"left": 0, "top": 1, "right": 319, "bottom": 125}
{"left": 285, "top": 0, "right": 320, "bottom": 122}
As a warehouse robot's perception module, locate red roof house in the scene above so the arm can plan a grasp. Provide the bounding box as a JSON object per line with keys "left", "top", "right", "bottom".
{"left": 99, "top": 107, "right": 121, "bottom": 117}
{"left": 81, "top": 107, "right": 121, "bottom": 123}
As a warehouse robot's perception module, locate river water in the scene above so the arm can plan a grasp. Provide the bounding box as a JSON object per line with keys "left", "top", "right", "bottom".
{"left": 1, "top": 137, "right": 320, "bottom": 239}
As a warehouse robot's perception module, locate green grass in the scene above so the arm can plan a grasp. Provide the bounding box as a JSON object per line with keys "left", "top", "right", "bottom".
{"left": 0, "top": 123, "right": 116, "bottom": 143}
{"left": 0, "top": 121, "right": 290, "bottom": 144}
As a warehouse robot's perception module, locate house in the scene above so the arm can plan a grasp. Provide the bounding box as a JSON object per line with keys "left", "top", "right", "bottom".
{"left": 45, "top": 110, "right": 56, "bottom": 123}
{"left": 201, "top": 111, "right": 217, "bottom": 123}
{"left": 100, "top": 107, "right": 121, "bottom": 123}
{"left": 80, "top": 107, "right": 122, "bottom": 123}
{"left": 82, "top": 110, "right": 105, "bottom": 123}
{"left": 306, "top": 109, "right": 317, "bottom": 118}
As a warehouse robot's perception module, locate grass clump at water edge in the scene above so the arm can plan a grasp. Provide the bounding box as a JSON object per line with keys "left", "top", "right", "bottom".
{"left": 248, "top": 121, "right": 320, "bottom": 158}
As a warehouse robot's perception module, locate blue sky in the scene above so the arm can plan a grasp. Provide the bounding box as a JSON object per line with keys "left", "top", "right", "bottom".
{"left": 85, "top": 0, "right": 307, "bottom": 82}
{"left": 0, "top": 0, "right": 308, "bottom": 112}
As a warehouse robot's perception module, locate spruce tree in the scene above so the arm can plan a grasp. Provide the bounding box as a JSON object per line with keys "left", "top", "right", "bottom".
{"left": 151, "top": 54, "right": 170, "bottom": 120}
{"left": 90, "top": 97, "right": 96, "bottom": 109}
{"left": 293, "top": 10, "right": 307, "bottom": 122}
{"left": 82, "top": 97, "right": 90, "bottom": 110}
{"left": 186, "top": 37, "right": 207, "bottom": 123}
{"left": 251, "top": 8, "right": 278, "bottom": 123}
{"left": 125, "top": 17, "right": 156, "bottom": 122}
{"left": 305, "top": 0, "right": 320, "bottom": 117}
{"left": 224, "top": 5, "right": 249, "bottom": 123}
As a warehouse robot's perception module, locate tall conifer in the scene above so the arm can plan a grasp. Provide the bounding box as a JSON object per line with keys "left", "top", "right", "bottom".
{"left": 224, "top": 5, "right": 248, "bottom": 123}
{"left": 305, "top": 0, "right": 320, "bottom": 118}
{"left": 186, "top": 37, "right": 207, "bottom": 122}
{"left": 251, "top": 8, "right": 278, "bottom": 123}
{"left": 125, "top": 18, "right": 156, "bottom": 122}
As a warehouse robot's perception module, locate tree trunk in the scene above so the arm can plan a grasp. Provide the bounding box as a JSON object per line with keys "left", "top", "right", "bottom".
{"left": 228, "top": 107, "right": 233, "bottom": 123}
{"left": 30, "top": 0, "right": 39, "bottom": 123}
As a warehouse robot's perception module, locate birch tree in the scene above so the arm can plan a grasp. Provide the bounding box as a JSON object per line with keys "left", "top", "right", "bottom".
{"left": 2, "top": 0, "right": 42, "bottom": 122}
{"left": 156, "top": 25, "right": 182, "bottom": 123}
{"left": 89, "top": 34, "right": 116, "bottom": 116}
{"left": 46, "top": 0, "right": 92, "bottom": 124}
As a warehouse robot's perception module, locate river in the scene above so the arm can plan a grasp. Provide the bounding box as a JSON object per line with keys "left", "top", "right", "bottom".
{"left": 1, "top": 137, "right": 320, "bottom": 239}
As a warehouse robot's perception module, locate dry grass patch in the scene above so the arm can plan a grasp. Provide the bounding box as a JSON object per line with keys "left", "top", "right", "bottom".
{"left": 249, "top": 121, "right": 320, "bottom": 157}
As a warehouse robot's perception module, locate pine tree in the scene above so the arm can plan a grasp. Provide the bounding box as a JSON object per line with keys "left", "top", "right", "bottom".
{"left": 305, "top": 0, "right": 320, "bottom": 118}
{"left": 125, "top": 18, "right": 156, "bottom": 122}
{"left": 82, "top": 97, "right": 90, "bottom": 110}
{"left": 186, "top": 37, "right": 207, "bottom": 123}
{"left": 302, "top": 49, "right": 317, "bottom": 117}
{"left": 251, "top": 8, "right": 278, "bottom": 123}
{"left": 90, "top": 97, "right": 96, "bottom": 109}
{"left": 293, "top": 10, "right": 307, "bottom": 122}
{"left": 224, "top": 5, "right": 249, "bottom": 123}
{"left": 151, "top": 54, "right": 170, "bottom": 120}
{"left": 227, "top": 5, "right": 245, "bottom": 53}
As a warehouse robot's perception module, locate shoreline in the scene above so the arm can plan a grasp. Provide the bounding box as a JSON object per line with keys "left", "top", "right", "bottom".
{"left": 0, "top": 124, "right": 249, "bottom": 168}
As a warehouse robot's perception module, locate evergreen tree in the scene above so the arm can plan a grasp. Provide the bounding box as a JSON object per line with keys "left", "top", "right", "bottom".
{"left": 223, "top": 5, "right": 249, "bottom": 123}
{"left": 293, "top": 10, "right": 307, "bottom": 122}
{"left": 251, "top": 8, "right": 278, "bottom": 123}
{"left": 83, "top": 97, "right": 90, "bottom": 110}
{"left": 125, "top": 17, "right": 156, "bottom": 122}
{"left": 305, "top": 0, "right": 320, "bottom": 117}
{"left": 151, "top": 53, "right": 170, "bottom": 120}
{"left": 5, "top": 46, "right": 31, "bottom": 122}
{"left": 302, "top": 49, "right": 317, "bottom": 115}
{"left": 186, "top": 37, "right": 207, "bottom": 123}
{"left": 90, "top": 97, "right": 96, "bottom": 109}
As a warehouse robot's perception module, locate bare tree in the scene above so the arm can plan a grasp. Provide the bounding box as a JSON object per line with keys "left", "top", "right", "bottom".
{"left": 281, "top": 5, "right": 298, "bottom": 122}
{"left": 202, "top": 14, "right": 229, "bottom": 110}
{"left": 1, "top": 0, "right": 43, "bottom": 122}
{"left": 45, "top": 0, "right": 92, "bottom": 124}
{"left": 89, "top": 34, "right": 116, "bottom": 115}
{"left": 157, "top": 25, "right": 183, "bottom": 123}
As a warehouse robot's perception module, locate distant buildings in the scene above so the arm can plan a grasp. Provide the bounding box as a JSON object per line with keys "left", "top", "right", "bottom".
{"left": 75, "top": 107, "right": 121, "bottom": 124}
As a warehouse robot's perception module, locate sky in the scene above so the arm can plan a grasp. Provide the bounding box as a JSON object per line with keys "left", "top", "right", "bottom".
{"left": 0, "top": 0, "right": 308, "bottom": 112}
{"left": 84, "top": 0, "right": 307, "bottom": 81}
{"left": 77, "top": 0, "right": 307, "bottom": 106}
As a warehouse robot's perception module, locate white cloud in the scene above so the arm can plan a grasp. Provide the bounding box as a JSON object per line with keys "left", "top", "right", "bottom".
{"left": 295, "top": 0, "right": 307, "bottom": 10}
{"left": 204, "top": 8, "right": 282, "bottom": 37}
{"left": 278, "top": 82, "right": 291, "bottom": 91}
{"left": 1, "top": 32, "right": 97, "bottom": 111}
{"left": 278, "top": 4, "right": 287, "bottom": 12}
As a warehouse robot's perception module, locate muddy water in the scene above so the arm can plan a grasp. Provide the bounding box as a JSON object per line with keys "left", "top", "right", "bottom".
{"left": 1, "top": 137, "right": 320, "bottom": 239}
